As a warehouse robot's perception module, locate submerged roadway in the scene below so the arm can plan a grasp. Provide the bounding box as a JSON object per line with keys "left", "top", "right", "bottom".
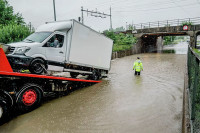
{"left": 0, "top": 42, "right": 187, "bottom": 133}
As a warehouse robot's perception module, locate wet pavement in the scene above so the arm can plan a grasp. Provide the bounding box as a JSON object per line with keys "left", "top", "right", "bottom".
{"left": 0, "top": 44, "right": 187, "bottom": 133}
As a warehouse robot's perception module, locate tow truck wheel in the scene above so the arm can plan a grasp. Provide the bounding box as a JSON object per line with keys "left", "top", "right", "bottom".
{"left": 0, "top": 97, "right": 8, "bottom": 123}
{"left": 70, "top": 72, "right": 79, "bottom": 78}
{"left": 16, "top": 84, "right": 42, "bottom": 112}
{"left": 29, "top": 58, "right": 46, "bottom": 74}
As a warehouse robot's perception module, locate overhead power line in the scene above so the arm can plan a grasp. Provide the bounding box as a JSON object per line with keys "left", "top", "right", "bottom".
{"left": 81, "top": 6, "right": 112, "bottom": 30}
{"left": 110, "top": 0, "right": 189, "bottom": 10}
{"left": 113, "top": 3, "right": 198, "bottom": 13}
{"left": 85, "top": 0, "right": 189, "bottom": 10}
{"left": 169, "top": 0, "right": 191, "bottom": 16}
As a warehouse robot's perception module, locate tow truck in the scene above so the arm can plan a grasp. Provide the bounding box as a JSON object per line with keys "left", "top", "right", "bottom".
{"left": 0, "top": 48, "right": 101, "bottom": 122}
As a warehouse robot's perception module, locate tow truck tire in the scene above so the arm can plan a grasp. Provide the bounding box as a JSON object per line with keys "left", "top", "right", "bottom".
{"left": 0, "top": 97, "right": 8, "bottom": 123}
{"left": 16, "top": 84, "right": 42, "bottom": 112}
{"left": 29, "top": 58, "right": 46, "bottom": 74}
{"left": 70, "top": 72, "right": 79, "bottom": 78}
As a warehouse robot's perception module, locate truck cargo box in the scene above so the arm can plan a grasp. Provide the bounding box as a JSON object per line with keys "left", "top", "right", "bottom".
{"left": 68, "top": 20, "right": 113, "bottom": 70}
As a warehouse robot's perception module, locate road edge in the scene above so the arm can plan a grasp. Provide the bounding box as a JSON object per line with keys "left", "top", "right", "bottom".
{"left": 182, "top": 67, "right": 190, "bottom": 133}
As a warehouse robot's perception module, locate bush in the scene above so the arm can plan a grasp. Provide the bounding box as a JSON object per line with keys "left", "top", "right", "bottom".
{"left": 104, "top": 30, "right": 137, "bottom": 52}
{"left": 163, "top": 36, "right": 176, "bottom": 45}
{"left": 112, "top": 44, "right": 133, "bottom": 52}
{"left": 181, "top": 21, "right": 193, "bottom": 26}
{"left": 0, "top": 24, "right": 31, "bottom": 44}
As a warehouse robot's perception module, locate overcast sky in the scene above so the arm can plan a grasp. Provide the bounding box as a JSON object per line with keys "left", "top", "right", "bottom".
{"left": 7, "top": 0, "right": 200, "bottom": 31}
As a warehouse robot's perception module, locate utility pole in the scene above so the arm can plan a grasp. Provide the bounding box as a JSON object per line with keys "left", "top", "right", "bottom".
{"left": 110, "top": 6, "right": 112, "bottom": 30}
{"left": 53, "top": 0, "right": 56, "bottom": 21}
{"left": 29, "top": 22, "right": 32, "bottom": 32}
{"left": 81, "top": 7, "right": 112, "bottom": 30}
{"left": 81, "top": 6, "right": 84, "bottom": 24}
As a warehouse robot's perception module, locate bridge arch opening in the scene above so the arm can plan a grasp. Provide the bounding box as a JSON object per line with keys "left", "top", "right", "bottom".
{"left": 140, "top": 34, "right": 190, "bottom": 53}
{"left": 131, "top": 23, "right": 200, "bottom": 53}
{"left": 196, "top": 33, "right": 200, "bottom": 48}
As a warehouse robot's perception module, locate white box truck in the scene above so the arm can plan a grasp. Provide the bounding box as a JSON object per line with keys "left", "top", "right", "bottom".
{"left": 6, "top": 20, "right": 113, "bottom": 80}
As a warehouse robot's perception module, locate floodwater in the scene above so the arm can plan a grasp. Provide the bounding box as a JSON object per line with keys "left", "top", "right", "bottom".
{"left": 163, "top": 41, "right": 188, "bottom": 54}
{"left": 0, "top": 43, "right": 187, "bottom": 133}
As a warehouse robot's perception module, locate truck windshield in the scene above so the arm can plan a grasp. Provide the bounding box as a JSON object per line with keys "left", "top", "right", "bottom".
{"left": 23, "top": 32, "right": 52, "bottom": 43}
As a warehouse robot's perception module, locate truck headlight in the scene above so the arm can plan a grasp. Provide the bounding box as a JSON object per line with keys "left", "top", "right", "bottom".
{"left": 14, "top": 47, "right": 31, "bottom": 54}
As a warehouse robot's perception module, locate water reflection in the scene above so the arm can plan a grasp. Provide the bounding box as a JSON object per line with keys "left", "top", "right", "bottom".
{"left": 134, "top": 76, "right": 142, "bottom": 86}
{"left": 162, "top": 49, "right": 175, "bottom": 53}
{"left": 162, "top": 42, "right": 188, "bottom": 54}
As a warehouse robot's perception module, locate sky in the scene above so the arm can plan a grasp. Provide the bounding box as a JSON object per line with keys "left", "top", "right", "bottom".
{"left": 7, "top": 0, "right": 200, "bottom": 32}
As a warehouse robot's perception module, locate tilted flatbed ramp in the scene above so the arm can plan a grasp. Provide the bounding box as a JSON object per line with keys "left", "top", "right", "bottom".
{"left": 0, "top": 71, "right": 100, "bottom": 83}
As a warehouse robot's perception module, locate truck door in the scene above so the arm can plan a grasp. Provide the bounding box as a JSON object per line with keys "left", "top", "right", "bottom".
{"left": 43, "top": 32, "right": 66, "bottom": 67}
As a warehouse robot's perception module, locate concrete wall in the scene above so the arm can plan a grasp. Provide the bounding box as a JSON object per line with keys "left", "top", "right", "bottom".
{"left": 112, "top": 49, "right": 133, "bottom": 59}
{"left": 111, "top": 35, "right": 163, "bottom": 60}
{"left": 156, "top": 36, "right": 164, "bottom": 53}
{"left": 112, "top": 44, "right": 142, "bottom": 59}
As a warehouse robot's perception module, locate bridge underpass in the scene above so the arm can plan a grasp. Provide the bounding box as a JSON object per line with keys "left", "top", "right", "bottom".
{"left": 130, "top": 27, "right": 200, "bottom": 54}
{"left": 124, "top": 17, "right": 200, "bottom": 54}
{"left": 139, "top": 32, "right": 188, "bottom": 53}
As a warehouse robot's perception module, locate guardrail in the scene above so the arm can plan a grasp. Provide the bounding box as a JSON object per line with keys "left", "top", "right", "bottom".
{"left": 187, "top": 46, "right": 200, "bottom": 133}
{"left": 130, "top": 17, "right": 200, "bottom": 30}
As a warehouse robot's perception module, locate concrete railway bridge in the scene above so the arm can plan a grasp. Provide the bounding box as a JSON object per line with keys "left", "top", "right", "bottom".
{"left": 124, "top": 17, "right": 200, "bottom": 53}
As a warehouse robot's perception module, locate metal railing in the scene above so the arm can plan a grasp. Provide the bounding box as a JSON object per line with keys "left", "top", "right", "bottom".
{"left": 130, "top": 17, "right": 200, "bottom": 30}
{"left": 187, "top": 46, "right": 200, "bottom": 133}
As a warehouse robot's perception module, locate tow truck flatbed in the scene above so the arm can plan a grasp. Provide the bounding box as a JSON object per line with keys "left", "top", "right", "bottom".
{"left": 0, "top": 48, "right": 101, "bottom": 123}
{"left": 0, "top": 71, "right": 100, "bottom": 83}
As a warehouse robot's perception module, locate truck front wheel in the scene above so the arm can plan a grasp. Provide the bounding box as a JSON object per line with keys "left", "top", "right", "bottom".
{"left": 29, "top": 58, "right": 46, "bottom": 74}
{"left": 16, "top": 84, "right": 42, "bottom": 112}
{"left": 88, "top": 72, "right": 101, "bottom": 80}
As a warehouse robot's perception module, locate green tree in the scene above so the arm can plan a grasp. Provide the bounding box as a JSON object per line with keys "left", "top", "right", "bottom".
{"left": 0, "top": 24, "right": 31, "bottom": 43}
{"left": 163, "top": 36, "right": 176, "bottom": 45}
{"left": 0, "top": 0, "right": 31, "bottom": 44}
{"left": 0, "top": 0, "right": 25, "bottom": 25}
{"left": 181, "top": 21, "right": 193, "bottom": 26}
{"left": 104, "top": 30, "right": 116, "bottom": 43}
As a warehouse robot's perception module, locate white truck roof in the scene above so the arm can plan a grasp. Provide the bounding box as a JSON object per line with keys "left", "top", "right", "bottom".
{"left": 36, "top": 21, "right": 72, "bottom": 32}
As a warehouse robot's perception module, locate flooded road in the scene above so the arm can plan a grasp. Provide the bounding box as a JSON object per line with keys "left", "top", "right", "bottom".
{"left": 163, "top": 42, "right": 188, "bottom": 54}
{"left": 0, "top": 44, "right": 187, "bottom": 133}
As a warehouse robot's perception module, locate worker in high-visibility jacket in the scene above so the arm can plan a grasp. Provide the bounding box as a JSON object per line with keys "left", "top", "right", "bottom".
{"left": 133, "top": 57, "right": 143, "bottom": 75}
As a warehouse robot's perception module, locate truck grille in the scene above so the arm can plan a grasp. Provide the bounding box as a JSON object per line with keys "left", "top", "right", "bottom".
{"left": 7, "top": 47, "right": 15, "bottom": 54}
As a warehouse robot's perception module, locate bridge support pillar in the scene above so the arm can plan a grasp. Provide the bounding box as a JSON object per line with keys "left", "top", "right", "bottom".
{"left": 132, "top": 37, "right": 142, "bottom": 54}
{"left": 156, "top": 36, "right": 163, "bottom": 53}
{"left": 187, "top": 31, "right": 197, "bottom": 48}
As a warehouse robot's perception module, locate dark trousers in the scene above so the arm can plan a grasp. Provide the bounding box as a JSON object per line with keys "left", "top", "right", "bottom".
{"left": 135, "top": 71, "right": 140, "bottom": 75}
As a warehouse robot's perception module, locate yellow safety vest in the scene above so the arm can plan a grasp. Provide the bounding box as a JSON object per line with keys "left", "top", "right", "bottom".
{"left": 133, "top": 60, "right": 143, "bottom": 72}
